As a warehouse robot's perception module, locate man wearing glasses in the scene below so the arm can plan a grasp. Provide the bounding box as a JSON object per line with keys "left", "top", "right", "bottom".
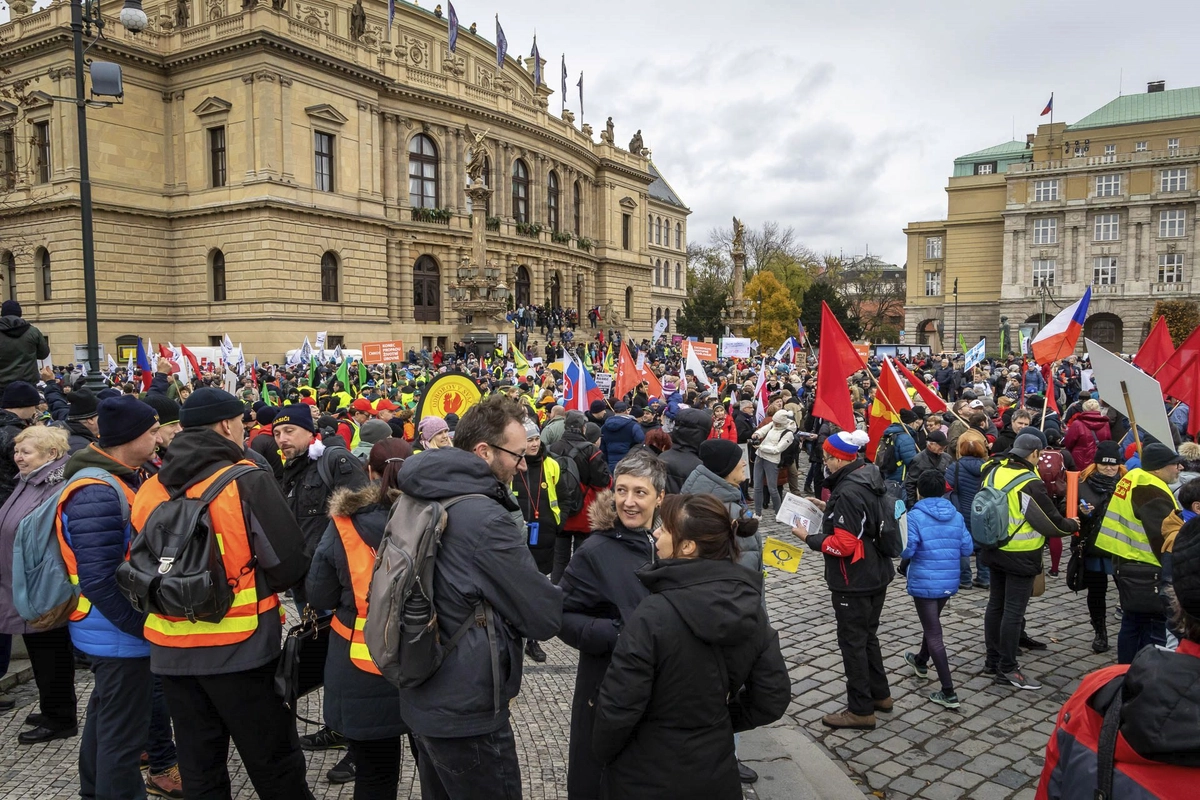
{"left": 394, "top": 395, "right": 563, "bottom": 799}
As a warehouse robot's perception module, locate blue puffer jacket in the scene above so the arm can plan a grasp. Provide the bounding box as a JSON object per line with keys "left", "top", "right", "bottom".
{"left": 60, "top": 445, "right": 148, "bottom": 658}
{"left": 600, "top": 414, "right": 646, "bottom": 471}
{"left": 900, "top": 497, "right": 974, "bottom": 599}
{"left": 880, "top": 422, "right": 918, "bottom": 481}
{"left": 946, "top": 456, "right": 984, "bottom": 533}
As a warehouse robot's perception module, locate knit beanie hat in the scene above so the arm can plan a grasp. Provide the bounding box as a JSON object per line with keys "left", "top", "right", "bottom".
{"left": 179, "top": 388, "right": 244, "bottom": 429}
{"left": 66, "top": 389, "right": 99, "bottom": 420}
{"left": 700, "top": 439, "right": 743, "bottom": 479}
{"left": 418, "top": 415, "right": 449, "bottom": 443}
{"left": 823, "top": 430, "right": 868, "bottom": 461}
{"left": 256, "top": 406, "right": 278, "bottom": 426}
{"left": 1, "top": 299, "right": 21, "bottom": 317}
{"left": 1170, "top": 517, "right": 1200, "bottom": 620}
{"left": 360, "top": 419, "right": 393, "bottom": 445}
{"left": 1094, "top": 440, "right": 1122, "bottom": 466}
{"left": 1142, "top": 443, "right": 1188, "bottom": 471}
{"left": 98, "top": 396, "right": 159, "bottom": 448}
{"left": 273, "top": 404, "right": 316, "bottom": 434}
{"left": 523, "top": 419, "right": 541, "bottom": 439}
{"left": 143, "top": 394, "right": 181, "bottom": 426}
{"left": 1, "top": 381, "right": 39, "bottom": 409}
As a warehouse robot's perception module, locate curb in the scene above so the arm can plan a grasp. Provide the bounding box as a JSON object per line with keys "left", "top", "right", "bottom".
{"left": 0, "top": 660, "right": 34, "bottom": 693}
{"left": 739, "top": 724, "right": 864, "bottom": 800}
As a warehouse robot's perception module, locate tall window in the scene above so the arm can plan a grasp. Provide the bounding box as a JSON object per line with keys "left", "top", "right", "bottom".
{"left": 515, "top": 265, "right": 530, "bottom": 307}
{"left": 1159, "top": 254, "right": 1184, "bottom": 283}
{"left": 573, "top": 181, "right": 582, "bottom": 236}
{"left": 408, "top": 134, "right": 439, "bottom": 208}
{"left": 1034, "top": 179, "right": 1059, "bottom": 202}
{"left": 1032, "top": 218, "right": 1057, "bottom": 244}
{"left": 675, "top": 222, "right": 681, "bottom": 249}
{"left": 1032, "top": 258, "right": 1056, "bottom": 287}
{"left": 211, "top": 249, "right": 226, "bottom": 301}
{"left": 32, "top": 121, "right": 51, "bottom": 184}
{"left": 314, "top": 131, "right": 335, "bottom": 192}
{"left": 511, "top": 159, "right": 529, "bottom": 223}
{"left": 1093, "top": 256, "right": 1118, "bottom": 285}
{"left": 655, "top": 217, "right": 662, "bottom": 245}
{"left": 413, "top": 256, "right": 440, "bottom": 322}
{"left": 654, "top": 259, "right": 661, "bottom": 285}
{"left": 624, "top": 286, "right": 632, "bottom": 319}
{"left": 1103, "top": 144, "right": 1116, "bottom": 162}
{"left": 547, "top": 171, "right": 560, "bottom": 232}
{"left": 1095, "top": 174, "right": 1121, "bottom": 197}
{"left": 675, "top": 262, "right": 681, "bottom": 289}
{"left": 1161, "top": 168, "right": 1187, "bottom": 192}
{"left": 924, "top": 271, "right": 940, "bottom": 296}
{"left": 925, "top": 236, "right": 942, "bottom": 259}
{"left": 622, "top": 214, "right": 631, "bottom": 250}
{"left": 321, "top": 251, "right": 339, "bottom": 302}
{"left": 2, "top": 251, "right": 13, "bottom": 301}
{"left": 1160, "top": 209, "right": 1186, "bottom": 238}
{"left": 38, "top": 248, "right": 51, "bottom": 300}
{"left": 1094, "top": 213, "right": 1120, "bottom": 242}
{"left": 1168, "top": 137, "right": 1180, "bottom": 155}
{"left": 647, "top": 214, "right": 653, "bottom": 243}
{"left": 0, "top": 130, "right": 14, "bottom": 189}
{"left": 209, "top": 126, "right": 227, "bottom": 188}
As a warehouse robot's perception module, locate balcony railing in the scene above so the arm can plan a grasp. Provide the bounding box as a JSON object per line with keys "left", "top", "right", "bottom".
{"left": 1009, "top": 145, "right": 1200, "bottom": 174}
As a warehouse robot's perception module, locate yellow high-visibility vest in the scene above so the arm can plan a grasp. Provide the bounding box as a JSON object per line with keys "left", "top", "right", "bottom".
{"left": 1094, "top": 469, "right": 1179, "bottom": 566}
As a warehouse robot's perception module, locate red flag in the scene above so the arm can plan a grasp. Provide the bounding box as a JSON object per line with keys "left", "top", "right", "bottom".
{"left": 1152, "top": 325, "right": 1200, "bottom": 395}
{"left": 156, "top": 343, "right": 179, "bottom": 374}
{"left": 1133, "top": 316, "right": 1175, "bottom": 377}
{"left": 179, "top": 345, "right": 203, "bottom": 381}
{"left": 613, "top": 342, "right": 639, "bottom": 401}
{"left": 866, "top": 358, "right": 913, "bottom": 461}
{"left": 891, "top": 358, "right": 949, "bottom": 414}
{"left": 1041, "top": 363, "right": 1058, "bottom": 414}
{"left": 1164, "top": 366, "right": 1200, "bottom": 437}
{"left": 812, "top": 301, "right": 865, "bottom": 432}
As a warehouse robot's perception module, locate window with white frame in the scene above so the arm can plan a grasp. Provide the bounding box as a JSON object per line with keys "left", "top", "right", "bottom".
{"left": 1168, "top": 138, "right": 1180, "bottom": 155}
{"left": 1093, "top": 257, "right": 1118, "bottom": 285}
{"left": 1103, "top": 144, "right": 1116, "bottom": 162}
{"left": 1159, "top": 253, "right": 1184, "bottom": 283}
{"left": 1094, "top": 213, "right": 1120, "bottom": 241}
{"left": 1032, "top": 259, "right": 1056, "bottom": 286}
{"left": 1095, "top": 174, "right": 1121, "bottom": 197}
{"left": 975, "top": 162, "right": 994, "bottom": 175}
{"left": 1135, "top": 141, "right": 1148, "bottom": 152}
{"left": 1161, "top": 168, "right": 1187, "bottom": 192}
{"left": 924, "top": 271, "right": 941, "bottom": 296}
{"left": 1159, "top": 209, "right": 1186, "bottom": 238}
{"left": 1032, "top": 218, "right": 1058, "bottom": 244}
{"left": 925, "top": 237, "right": 942, "bottom": 259}
{"left": 1034, "top": 179, "right": 1059, "bottom": 202}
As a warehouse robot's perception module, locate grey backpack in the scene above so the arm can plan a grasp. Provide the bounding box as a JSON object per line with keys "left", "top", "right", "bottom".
{"left": 970, "top": 470, "right": 1033, "bottom": 549}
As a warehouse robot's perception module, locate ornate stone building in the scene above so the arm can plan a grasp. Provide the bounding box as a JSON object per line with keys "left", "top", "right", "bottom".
{"left": 645, "top": 162, "right": 689, "bottom": 336}
{"left": 0, "top": 0, "right": 689, "bottom": 361}
{"left": 904, "top": 81, "right": 1200, "bottom": 355}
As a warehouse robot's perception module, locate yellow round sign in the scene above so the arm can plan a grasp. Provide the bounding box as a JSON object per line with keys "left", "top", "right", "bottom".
{"left": 417, "top": 373, "right": 482, "bottom": 421}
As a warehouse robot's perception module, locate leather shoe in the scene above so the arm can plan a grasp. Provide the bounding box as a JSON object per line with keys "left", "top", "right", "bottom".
{"left": 873, "top": 696, "right": 894, "bottom": 712}
{"left": 18, "top": 725, "right": 77, "bottom": 745}
{"left": 737, "top": 760, "right": 758, "bottom": 784}
{"left": 1019, "top": 634, "right": 1047, "bottom": 651}
{"left": 821, "top": 710, "right": 876, "bottom": 729}
{"left": 24, "top": 713, "right": 48, "bottom": 727}
{"left": 0, "top": 695, "right": 14, "bottom": 712}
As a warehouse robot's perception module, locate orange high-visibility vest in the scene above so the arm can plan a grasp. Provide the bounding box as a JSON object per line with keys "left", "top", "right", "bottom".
{"left": 329, "top": 516, "right": 381, "bottom": 674}
{"left": 131, "top": 461, "right": 281, "bottom": 648}
{"left": 57, "top": 477, "right": 137, "bottom": 622}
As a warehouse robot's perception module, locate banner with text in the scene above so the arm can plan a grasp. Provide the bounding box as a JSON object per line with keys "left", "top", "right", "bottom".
{"left": 362, "top": 340, "right": 406, "bottom": 365}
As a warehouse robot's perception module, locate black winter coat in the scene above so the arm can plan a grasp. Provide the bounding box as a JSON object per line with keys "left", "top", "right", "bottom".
{"left": 592, "top": 558, "right": 789, "bottom": 800}
{"left": 557, "top": 491, "right": 655, "bottom": 800}
{"left": 805, "top": 460, "right": 896, "bottom": 595}
{"left": 0, "top": 410, "right": 31, "bottom": 507}
{"left": 278, "top": 441, "right": 369, "bottom": 557}
{"left": 660, "top": 408, "right": 712, "bottom": 494}
{"left": 512, "top": 448, "right": 562, "bottom": 575}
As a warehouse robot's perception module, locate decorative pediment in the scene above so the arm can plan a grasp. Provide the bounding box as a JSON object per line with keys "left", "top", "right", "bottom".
{"left": 619, "top": 196, "right": 638, "bottom": 209}
{"left": 305, "top": 103, "right": 348, "bottom": 126}
{"left": 26, "top": 91, "right": 54, "bottom": 111}
{"left": 0, "top": 100, "right": 17, "bottom": 121}
{"left": 193, "top": 96, "right": 232, "bottom": 117}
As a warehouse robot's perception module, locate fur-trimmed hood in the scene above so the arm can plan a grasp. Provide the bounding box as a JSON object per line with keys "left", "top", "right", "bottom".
{"left": 328, "top": 482, "right": 384, "bottom": 517}
{"left": 588, "top": 488, "right": 618, "bottom": 532}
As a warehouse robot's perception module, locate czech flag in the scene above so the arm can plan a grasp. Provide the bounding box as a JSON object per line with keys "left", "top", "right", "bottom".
{"left": 1041, "top": 94, "right": 1053, "bottom": 116}
{"left": 563, "top": 352, "right": 603, "bottom": 412}
{"left": 136, "top": 337, "right": 154, "bottom": 390}
{"left": 1031, "top": 287, "right": 1090, "bottom": 365}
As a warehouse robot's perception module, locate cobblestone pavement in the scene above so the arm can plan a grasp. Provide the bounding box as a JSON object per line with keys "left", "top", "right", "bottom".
{"left": 1, "top": 511, "right": 1113, "bottom": 800}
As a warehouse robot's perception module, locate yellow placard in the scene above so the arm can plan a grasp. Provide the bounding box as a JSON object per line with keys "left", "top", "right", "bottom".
{"left": 763, "top": 536, "right": 803, "bottom": 573}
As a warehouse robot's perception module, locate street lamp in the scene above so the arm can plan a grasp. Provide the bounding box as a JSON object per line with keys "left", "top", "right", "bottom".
{"left": 69, "top": 0, "right": 147, "bottom": 391}
{"left": 952, "top": 277, "right": 959, "bottom": 354}
{"left": 756, "top": 289, "right": 763, "bottom": 347}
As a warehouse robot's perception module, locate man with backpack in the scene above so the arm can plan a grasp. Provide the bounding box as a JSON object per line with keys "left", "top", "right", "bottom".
{"left": 127, "top": 387, "right": 314, "bottom": 799}
{"left": 393, "top": 396, "right": 563, "bottom": 799}
{"left": 548, "top": 410, "right": 611, "bottom": 582}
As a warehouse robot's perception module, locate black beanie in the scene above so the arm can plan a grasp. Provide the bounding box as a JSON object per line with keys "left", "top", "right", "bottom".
{"left": 1094, "top": 440, "right": 1122, "bottom": 466}
{"left": 2, "top": 381, "right": 40, "bottom": 409}
{"left": 66, "top": 389, "right": 99, "bottom": 420}
{"left": 273, "top": 405, "right": 316, "bottom": 434}
{"left": 899, "top": 408, "right": 917, "bottom": 424}
{"left": 1, "top": 299, "right": 21, "bottom": 317}
{"left": 98, "top": 396, "right": 159, "bottom": 448}
{"left": 700, "top": 439, "right": 743, "bottom": 479}
{"left": 256, "top": 406, "right": 278, "bottom": 426}
{"left": 143, "top": 394, "right": 181, "bottom": 426}
{"left": 179, "top": 387, "right": 244, "bottom": 428}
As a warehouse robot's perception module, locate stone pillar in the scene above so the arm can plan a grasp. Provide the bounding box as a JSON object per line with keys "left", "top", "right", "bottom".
{"left": 466, "top": 179, "right": 493, "bottom": 272}
{"left": 51, "top": 67, "right": 76, "bottom": 180}
{"left": 386, "top": 238, "right": 400, "bottom": 322}
{"left": 453, "top": 129, "right": 465, "bottom": 212}
{"left": 172, "top": 92, "right": 187, "bottom": 190}
{"left": 161, "top": 92, "right": 176, "bottom": 188}
{"left": 369, "top": 107, "right": 381, "bottom": 197}
{"left": 254, "top": 71, "right": 278, "bottom": 179}
{"left": 279, "top": 75, "right": 293, "bottom": 182}
{"left": 241, "top": 73, "right": 257, "bottom": 180}
{"left": 499, "top": 144, "right": 511, "bottom": 220}
{"left": 357, "top": 101, "right": 372, "bottom": 197}
{"left": 382, "top": 114, "right": 397, "bottom": 206}
{"left": 399, "top": 239, "right": 414, "bottom": 322}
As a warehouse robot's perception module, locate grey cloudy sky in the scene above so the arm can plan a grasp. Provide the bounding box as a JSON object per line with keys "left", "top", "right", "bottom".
{"left": 8, "top": 0, "right": 1199, "bottom": 265}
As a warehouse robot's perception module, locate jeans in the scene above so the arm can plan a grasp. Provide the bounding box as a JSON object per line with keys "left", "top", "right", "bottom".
{"left": 552, "top": 531, "right": 588, "bottom": 584}
{"left": 79, "top": 656, "right": 153, "bottom": 800}
{"left": 960, "top": 552, "right": 991, "bottom": 586}
{"left": 147, "top": 676, "right": 177, "bottom": 773}
{"left": 984, "top": 568, "right": 1035, "bottom": 674}
{"left": 348, "top": 735, "right": 406, "bottom": 800}
{"left": 1117, "top": 611, "right": 1166, "bottom": 665}
{"left": 414, "top": 722, "right": 523, "bottom": 800}
{"left": 23, "top": 627, "right": 78, "bottom": 730}
{"left": 912, "top": 597, "right": 954, "bottom": 693}
{"left": 753, "top": 458, "right": 781, "bottom": 515}
{"left": 831, "top": 591, "right": 890, "bottom": 716}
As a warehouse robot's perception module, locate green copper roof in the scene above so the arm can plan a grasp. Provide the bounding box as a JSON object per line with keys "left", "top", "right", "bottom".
{"left": 954, "top": 140, "right": 1029, "bottom": 162}
{"left": 1068, "top": 86, "right": 1200, "bottom": 131}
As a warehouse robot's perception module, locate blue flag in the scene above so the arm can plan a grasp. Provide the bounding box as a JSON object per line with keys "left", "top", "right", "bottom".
{"left": 530, "top": 35, "right": 541, "bottom": 88}
{"left": 495, "top": 16, "right": 507, "bottom": 70}
{"left": 577, "top": 71, "right": 583, "bottom": 118}
{"left": 447, "top": 1, "right": 458, "bottom": 52}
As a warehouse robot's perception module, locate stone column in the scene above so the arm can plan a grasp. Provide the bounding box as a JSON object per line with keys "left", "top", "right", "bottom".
{"left": 161, "top": 92, "right": 175, "bottom": 188}
{"left": 241, "top": 73, "right": 257, "bottom": 180}
{"left": 466, "top": 179, "right": 493, "bottom": 272}
{"left": 357, "top": 101, "right": 372, "bottom": 197}
{"left": 172, "top": 92, "right": 187, "bottom": 190}
{"left": 453, "top": 129, "right": 465, "bottom": 212}
{"left": 279, "top": 75, "right": 293, "bottom": 182}
{"left": 399, "top": 239, "right": 414, "bottom": 322}
{"left": 499, "top": 143, "right": 511, "bottom": 220}
{"left": 386, "top": 238, "right": 400, "bottom": 322}
{"left": 254, "top": 71, "right": 278, "bottom": 179}
{"left": 369, "top": 107, "right": 381, "bottom": 197}
{"left": 382, "top": 114, "right": 397, "bottom": 206}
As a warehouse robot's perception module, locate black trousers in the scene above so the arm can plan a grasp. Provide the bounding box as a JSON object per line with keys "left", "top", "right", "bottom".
{"left": 347, "top": 735, "right": 405, "bottom": 800}
{"left": 79, "top": 656, "right": 153, "bottom": 800}
{"left": 831, "top": 591, "right": 890, "bottom": 716}
{"left": 984, "top": 568, "right": 1035, "bottom": 674}
{"left": 23, "top": 627, "right": 78, "bottom": 730}
{"left": 160, "top": 660, "right": 314, "bottom": 800}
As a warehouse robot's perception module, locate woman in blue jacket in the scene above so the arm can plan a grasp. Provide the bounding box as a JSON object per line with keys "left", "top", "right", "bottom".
{"left": 900, "top": 471, "right": 974, "bottom": 709}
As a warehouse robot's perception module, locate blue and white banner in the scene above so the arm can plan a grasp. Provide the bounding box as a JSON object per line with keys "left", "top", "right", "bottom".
{"left": 964, "top": 337, "right": 987, "bottom": 372}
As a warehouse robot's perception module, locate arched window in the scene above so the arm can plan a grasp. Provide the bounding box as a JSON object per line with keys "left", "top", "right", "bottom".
{"left": 2, "top": 251, "right": 14, "bottom": 302}
{"left": 655, "top": 217, "right": 662, "bottom": 245}
{"left": 624, "top": 286, "right": 633, "bottom": 319}
{"left": 515, "top": 265, "right": 531, "bottom": 307}
{"left": 36, "top": 248, "right": 51, "bottom": 301}
{"left": 647, "top": 214, "right": 653, "bottom": 243}
{"left": 655, "top": 306, "right": 661, "bottom": 323}
{"left": 321, "top": 251, "right": 339, "bottom": 302}
{"left": 511, "top": 159, "right": 529, "bottom": 223}
{"left": 210, "top": 249, "right": 226, "bottom": 302}
{"left": 408, "top": 134, "right": 439, "bottom": 209}
{"left": 413, "top": 255, "right": 440, "bottom": 322}
{"left": 675, "top": 262, "right": 682, "bottom": 289}
{"left": 664, "top": 310, "right": 670, "bottom": 332}
{"left": 675, "top": 222, "right": 681, "bottom": 249}
{"left": 655, "top": 259, "right": 661, "bottom": 285}
{"left": 573, "top": 181, "right": 582, "bottom": 237}
{"left": 547, "top": 171, "right": 560, "bottom": 233}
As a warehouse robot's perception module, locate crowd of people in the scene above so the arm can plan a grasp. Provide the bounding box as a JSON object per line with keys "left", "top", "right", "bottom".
{"left": 0, "top": 295, "right": 1197, "bottom": 799}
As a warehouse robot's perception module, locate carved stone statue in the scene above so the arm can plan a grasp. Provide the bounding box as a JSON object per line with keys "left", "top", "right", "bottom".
{"left": 349, "top": 0, "right": 367, "bottom": 40}
{"left": 628, "top": 129, "right": 644, "bottom": 155}
{"left": 732, "top": 216, "right": 746, "bottom": 252}
{"left": 999, "top": 316, "right": 1011, "bottom": 354}
{"left": 464, "top": 124, "right": 491, "bottom": 184}
{"left": 604, "top": 299, "right": 618, "bottom": 327}
{"left": 600, "top": 116, "right": 614, "bottom": 144}
{"left": 175, "top": 0, "right": 190, "bottom": 28}
{"left": 270, "top": 0, "right": 285, "bottom": 11}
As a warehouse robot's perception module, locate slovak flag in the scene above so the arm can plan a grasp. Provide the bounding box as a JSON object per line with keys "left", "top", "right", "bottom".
{"left": 563, "top": 352, "right": 603, "bottom": 412}
{"left": 1041, "top": 93, "right": 1053, "bottom": 116}
{"left": 1031, "top": 287, "right": 1090, "bottom": 365}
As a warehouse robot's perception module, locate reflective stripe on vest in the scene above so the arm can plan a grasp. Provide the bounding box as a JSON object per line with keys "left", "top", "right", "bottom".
{"left": 988, "top": 465, "right": 1042, "bottom": 553}
{"left": 130, "top": 462, "right": 281, "bottom": 647}
{"left": 543, "top": 456, "right": 561, "bottom": 526}
{"left": 57, "top": 477, "right": 137, "bottom": 622}
{"left": 1094, "top": 469, "right": 1177, "bottom": 566}
{"left": 330, "top": 516, "right": 381, "bottom": 674}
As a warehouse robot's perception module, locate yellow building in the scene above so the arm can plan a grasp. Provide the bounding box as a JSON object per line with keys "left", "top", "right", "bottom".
{"left": 904, "top": 80, "right": 1200, "bottom": 354}
{"left": 645, "top": 161, "right": 689, "bottom": 335}
{"left": 0, "top": 0, "right": 688, "bottom": 361}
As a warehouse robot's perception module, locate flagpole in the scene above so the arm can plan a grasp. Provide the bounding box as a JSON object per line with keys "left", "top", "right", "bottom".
{"left": 867, "top": 360, "right": 921, "bottom": 449}
{"left": 1040, "top": 359, "right": 1055, "bottom": 431}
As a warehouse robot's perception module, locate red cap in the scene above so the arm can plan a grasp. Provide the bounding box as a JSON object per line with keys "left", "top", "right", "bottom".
{"left": 374, "top": 398, "right": 398, "bottom": 412}
{"left": 350, "top": 398, "right": 376, "bottom": 415}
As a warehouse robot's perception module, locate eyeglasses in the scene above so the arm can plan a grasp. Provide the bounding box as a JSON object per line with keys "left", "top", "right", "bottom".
{"left": 489, "top": 443, "right": 527, "bottom": 464}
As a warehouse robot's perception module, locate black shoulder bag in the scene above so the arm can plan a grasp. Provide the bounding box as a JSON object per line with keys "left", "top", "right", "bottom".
{"left": 275, "top": 605, "right": 332, "bottom": 717}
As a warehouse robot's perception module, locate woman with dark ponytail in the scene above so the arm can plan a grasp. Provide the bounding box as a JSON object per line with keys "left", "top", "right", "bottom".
{"left": 591, "top": 493, "right": 789, "bottom": 800}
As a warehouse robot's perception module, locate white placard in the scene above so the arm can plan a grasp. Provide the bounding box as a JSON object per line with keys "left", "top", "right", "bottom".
{"left": 635, "top": 352, "right": 646, "bottom": 371}
{"left": 720, "top": 337, "right": 752, "bottom": 359}
{"left": 1085, "top": 339, "right": 1174, "bottom": 450}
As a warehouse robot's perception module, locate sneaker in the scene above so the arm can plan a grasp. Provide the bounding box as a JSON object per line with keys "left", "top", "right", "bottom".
{"left": 959, "top": 582, "right": 972, "bottom": 590}
{"left": 998, "top": 669, "right": 1041, "bottom": 690}
{"left": 145, "top": 765, "right": 184, "bottom": 799}
{"left": 821, "top": 710, "right": 876, "bottom": 730}
{"left": 524, "top": 640, "right": 547, "bottom": 663}
{"left": 299, "top": 726, "right": 346, "bottom": 751}
{"left": 1019, "top": 634, "right": 1047, "bottom": 651}
{"left": 972, "top": 580, "right": 990, "bottom": 589}
{"left": 929, "top": 690, "right": 960, "bottom": 709}
{"left": 737, "top": 760, "right": 758, "bottom": 784}
{"left": 327, "top": 751, "right": 356, "bottom": 784}
{"left": 904, "top": 652, "right": 928, "bottom": 679}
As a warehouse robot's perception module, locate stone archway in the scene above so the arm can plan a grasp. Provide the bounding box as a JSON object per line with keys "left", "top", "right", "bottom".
{"left": 917, "top": 318, "right": 941, "bottom": 351}
{"left": 1084, "top": 312, "right": 1122, "bottom": 350}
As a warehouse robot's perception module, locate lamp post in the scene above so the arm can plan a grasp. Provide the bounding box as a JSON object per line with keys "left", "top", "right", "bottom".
{"left": 756, "top": 289, "right": 763, "bottom": 348}
{"left": 952, "top": 277, "right": 959, "bottom": 354}
{"left": 69, "top": 0, "right": 148, "bottom": 391}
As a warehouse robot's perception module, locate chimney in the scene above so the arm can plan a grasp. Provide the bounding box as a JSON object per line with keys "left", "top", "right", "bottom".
{"left": 1148, "top": 80, "right": 1166, "bottom": 93}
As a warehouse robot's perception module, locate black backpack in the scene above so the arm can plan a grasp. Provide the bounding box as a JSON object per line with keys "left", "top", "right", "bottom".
{"left": 875, "top": 432, "right": 902, "bottom": 477}
{"left": 551, "top": 454, "right": 585, "bottom": 517}
{"left": 117, "top": 464, "right": 260, "bottom": 623}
